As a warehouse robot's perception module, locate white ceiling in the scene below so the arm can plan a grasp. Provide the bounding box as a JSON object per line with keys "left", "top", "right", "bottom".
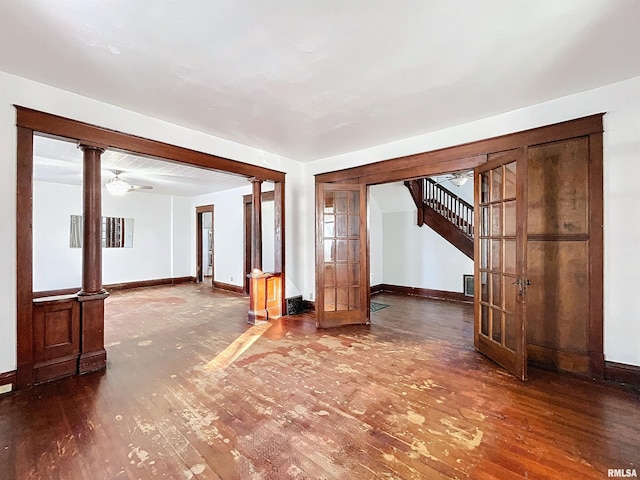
{"left": 2, "top": 1, "right": 640, "bottom": 163}
{"left": 33, "top": 135, "right": 251, "bottom": 197}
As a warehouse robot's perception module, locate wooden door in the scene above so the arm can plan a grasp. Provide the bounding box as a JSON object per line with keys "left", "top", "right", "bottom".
{"left": 316, "top": 183, "right": 369, "bottom": 328}
{"left": 475, "top": 149, "right": 528, "bottom": 380}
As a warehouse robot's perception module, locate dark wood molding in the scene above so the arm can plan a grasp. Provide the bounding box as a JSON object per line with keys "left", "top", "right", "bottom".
{"left": 371, "top": 284, "right": 472, "bottom": 303}
{"left": 33, "top": 277, "right": 196, "bottom": 298}
{"left": 213, "top": 281, "right": 245, "bottom": 294}
{"left": 242, "top": 190, "right": 275, "bottom": 203}
{"left": 315, "top": 114, "right": 604, "bottom": 184}
{"left": 16, "top": 125, "right": 34, "bottom": 389}
{"left": 605, "top": 361, "right": 640, "bottom": 387}
{"left": 15, "top": 106, "right": 285, "bottom": 182}
{"left": 588, "top": 131, "right": 605, "bottom": 379}
{"left": 0, "top": 370, "right": 17, "bottom": 391}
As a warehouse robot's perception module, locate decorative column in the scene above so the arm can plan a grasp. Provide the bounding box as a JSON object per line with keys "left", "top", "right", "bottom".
{"left": 77, "top": 143, "right": 109, "bottom": 374}
{"left": 247, "top": 177, "right": 268, "bottom": 324}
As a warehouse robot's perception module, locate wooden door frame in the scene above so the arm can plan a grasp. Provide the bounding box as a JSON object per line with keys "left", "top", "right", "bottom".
{"left": 196, "top": 205, "right": 214, "bottom": 285}
{"left": 15, "top": 106, "right": 286, "bottom": 389}
{"left": 315, "top": 114, "right": 604, "bottom": 378}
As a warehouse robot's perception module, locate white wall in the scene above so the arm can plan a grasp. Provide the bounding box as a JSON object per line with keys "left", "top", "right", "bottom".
{"left": 306, "top": 75, "right": 640, "bottom": 367}
{"left": 191, "top": 185, "right": 250, "bottom": 287}
{"left": 33, "top": 182, "right": 82, "bottom": 290}
{"left": 0, "top": 71, "right": 305, "bottom": 374}
{"left": 171, "top": 196, "right": 193, "bottom": 278}
{"left": 32, "top": 181, "right": 193, "bottom": 291}
{"left": 382, "top": 211, "right": 473, "bottom": 292}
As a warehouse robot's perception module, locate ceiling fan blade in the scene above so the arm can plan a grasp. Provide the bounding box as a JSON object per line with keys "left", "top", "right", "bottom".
{"left": 129, "top": 185, "right": 153, "bottom": 191}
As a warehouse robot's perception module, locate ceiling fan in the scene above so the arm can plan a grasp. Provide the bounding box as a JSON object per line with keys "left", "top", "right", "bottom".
{"left": 104, "top": 170, "right": 153, "bottom": 196}
{"left": 434, "top": 170, "right": 474, "bottom": 187}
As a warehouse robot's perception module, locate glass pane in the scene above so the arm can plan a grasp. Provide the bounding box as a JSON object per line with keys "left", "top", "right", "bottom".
{"left": 504, "top": 201, "right": 516, "bottom": 236}
{"left": 335, "top": 214, "right": 347, "bottom": 237}
{"left": 336, "top": 263, "right": 348, "bottom": 286}
{"left": 336, "top": 287, "right": 349, "bottom": 310}
{"left": 491, "top": 240, "right": 502, "bottom": 271}
{"left": 491, "top": 204, "right": 502, "bottom": 236}
{"left": 504, "top": 278, "right": 516, "bottom": 314}
{"left": 348, "top": 215, "right": 360, "bottom": 237}
{"left": 504, "top": 314, "right": 517, "bottom": 351}
{"left": 348, "top": 263, "right": 359, "bottom": 286}
{"left": 492, "top": 309, "right": 503, "bottom": 343}
{"left": 480, "top": 207, "right": 489, "bottom": 236}
{"left": 350, "top": 287, "right": 360, "bottom": 309}
{"left": 481, "top": 272, "right": 489, "bottom": 302}
{"left": 492, "top": 274, "right": 502, "bottom": 308}
{"left": 491, "top": 166, "right": 503, "bottom": 202}
{"left": 504, "top": 162, "right": 516, "bottom": 199}
{"left": 324, "top": 191, "right": 335, "bottom": 214}
{"left": 481, "top": 304, "right": 490, "bottom": 336}
{"left": 348, "top": 240, "right": 360, "bottom": 262}
{"left": 348, "top": 191, "right": 359, "bottom": 213}
{"left": 335, "top": 191, "right": 348, "bottom": 213}
{"left": 324, "top": 288, "right": 336, "bottom": 311}
{"left": 324, "top": 265, "right": 336, "bottom": 287}
{"left": 336, "top": 239, "right": 347, "bottom": 262}
{"left": 481, "top": 173, "right": 490, "bottom": 204}
{"left": 504, "top": 240, "right": 516, "bottom": 275}
{"left": 480, "top": 239, "right": 488, "bottom": 269}
{"left": 324, "top": 215, "right": 335, "bottom": 237}
{"left": 324, "top": 240, "right": 335, "bottom": 262}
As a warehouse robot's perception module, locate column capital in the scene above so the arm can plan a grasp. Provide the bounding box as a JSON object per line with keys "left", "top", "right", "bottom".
{"left": 248, "top": 177, "right": 265, "bottom": 185}
{"left": 77, "top": 142, "right": 107, "bottom": 153}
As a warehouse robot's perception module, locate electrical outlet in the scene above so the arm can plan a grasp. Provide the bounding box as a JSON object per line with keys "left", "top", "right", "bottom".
{"left": 309, "top": 292, "right": 314, "bottom": 301}
{"left": 230, "top": 276, "right": 233, "bottom": 282}
{"left": 0, "top": 384, "right": 12, "bottom": 395}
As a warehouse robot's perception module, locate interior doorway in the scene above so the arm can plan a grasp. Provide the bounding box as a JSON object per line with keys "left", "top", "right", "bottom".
{"left": 314, "top": 115, "right": 604, "bottom": 380}
{"left": 196, "top": 205, "right": 214, "bottom": 286}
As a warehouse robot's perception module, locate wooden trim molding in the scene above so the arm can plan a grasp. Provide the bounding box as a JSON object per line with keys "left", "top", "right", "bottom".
{"left": 33, "top": 277, "right": 196, "bottom": 298}
{"left": 605, "top": 361, "right": 640, "bottom": 387}
{"left": 371, "top": 284, "right": 472, "bottom": 303}
{"left": 315, "top": 114, "right": 604, "bottom": 184}
{"left": 213, "top": 281, "right": 245, "bottom": 295}
{"left": 15, "top": 107, "right": 285, "bottom": 182}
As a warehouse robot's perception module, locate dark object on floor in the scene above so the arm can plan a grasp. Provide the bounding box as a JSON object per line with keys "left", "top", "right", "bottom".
{"left": 370, "top": 301, "right": 390, "bottom": 312}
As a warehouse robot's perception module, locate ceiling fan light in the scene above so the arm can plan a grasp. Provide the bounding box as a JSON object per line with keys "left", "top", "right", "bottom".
{"left": 106, "top": 178, "right": 131, "bottom": 196}
{"left": 449, "top": 176, "right": 469, "bottom": 187}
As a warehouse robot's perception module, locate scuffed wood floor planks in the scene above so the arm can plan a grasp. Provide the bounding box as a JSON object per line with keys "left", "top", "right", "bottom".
{"left": 1, "top": 285, "right": 638, "bottom": 479}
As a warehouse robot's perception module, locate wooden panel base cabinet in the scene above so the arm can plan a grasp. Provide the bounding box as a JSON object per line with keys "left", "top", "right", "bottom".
{"left": 247, "top": 271, "right": 282, "bottom": 324}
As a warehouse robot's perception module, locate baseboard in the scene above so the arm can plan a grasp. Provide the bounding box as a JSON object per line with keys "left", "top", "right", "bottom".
{"left": 0, "top": 370, "right": 16, "bottom": 395}
{"left": 213, "top": 281, "right": 245, "bottom": 294}
{"left": 605, "top": 361, "right": 640, "bottom": 387}
{"left": 371, "top": 284, "right": 471, "bottom": 303}
{"left": 33, "top": 277, "right": 196, "bottom": 298}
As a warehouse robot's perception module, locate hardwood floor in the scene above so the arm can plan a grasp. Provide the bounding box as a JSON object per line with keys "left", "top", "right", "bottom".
{"left": 1, "top": 285, "right": 638, "bottom": 479}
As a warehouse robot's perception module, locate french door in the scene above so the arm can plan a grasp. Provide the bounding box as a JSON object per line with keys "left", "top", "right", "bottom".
{"left": 475, "top": 149, "right": 529, "bottom": 380}
{"left": 315, "top": 183, "right": 369, "bottom": 328}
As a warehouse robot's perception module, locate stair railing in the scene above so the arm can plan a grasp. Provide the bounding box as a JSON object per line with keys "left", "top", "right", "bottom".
{"left": 423, "top": 178, "right": 474, "bottom": 236}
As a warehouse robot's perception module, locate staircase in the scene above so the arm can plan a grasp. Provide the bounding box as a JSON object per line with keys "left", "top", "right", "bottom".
{"left": 404, "top": 178, "right": 474, "bottom": 259}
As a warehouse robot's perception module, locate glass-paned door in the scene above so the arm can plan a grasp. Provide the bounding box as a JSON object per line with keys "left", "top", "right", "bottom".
{"left": 475, "top": 149, "right": 528, "bottom": 380}
{"left": 316, "top": 183, "right": 369, "bottom": 328}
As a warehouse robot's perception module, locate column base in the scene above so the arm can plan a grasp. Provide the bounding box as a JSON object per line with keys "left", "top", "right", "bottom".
{"left": 247, "top": 309, "right": 269, "bottom": 325}
{"left": 79, "top": 349, "right": 107, "bottom": 374}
